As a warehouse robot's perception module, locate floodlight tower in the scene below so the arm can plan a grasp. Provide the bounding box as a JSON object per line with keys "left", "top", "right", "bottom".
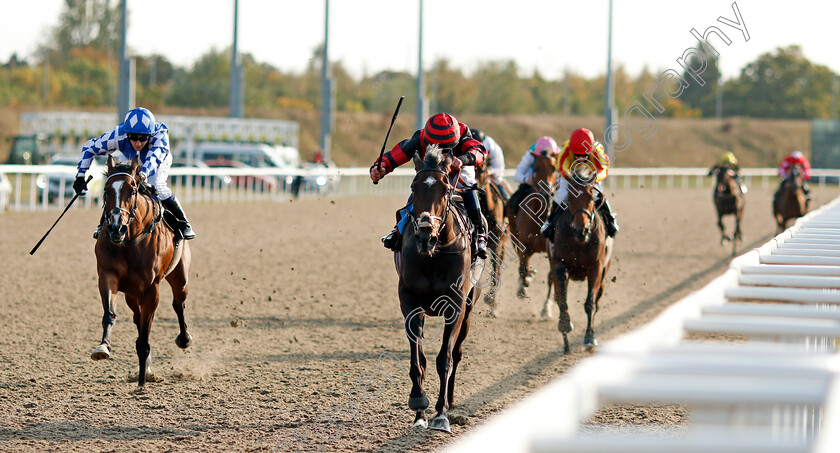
{"left": 229, "top": 0, "right": 243, "bottom": 118}
{"left": 416, "top": 0, "right": 426, "bottom": 130}
{"left": 603, "top": 0, "right": 615, "bottom": 159}
{"left": 320, "top": 0, "right": 333, "bottom": 162}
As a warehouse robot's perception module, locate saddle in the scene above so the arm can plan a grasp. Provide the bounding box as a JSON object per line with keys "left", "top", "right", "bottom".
{"left": 139, "top": 185, "right": 184, "bottom": 242}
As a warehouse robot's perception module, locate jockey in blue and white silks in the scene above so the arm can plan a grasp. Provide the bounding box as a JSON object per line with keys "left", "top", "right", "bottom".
{"left": 74, "top": 107, "right": 196, "bottom": 240}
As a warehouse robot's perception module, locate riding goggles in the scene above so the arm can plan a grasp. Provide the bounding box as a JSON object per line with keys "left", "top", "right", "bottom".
{"left": 126, "top": 132, "right": 151, "bottom": 142}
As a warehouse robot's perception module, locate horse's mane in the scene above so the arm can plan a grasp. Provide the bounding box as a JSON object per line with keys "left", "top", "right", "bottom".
{"left": 423, "top": 144, "right": 447, "bottom": 170}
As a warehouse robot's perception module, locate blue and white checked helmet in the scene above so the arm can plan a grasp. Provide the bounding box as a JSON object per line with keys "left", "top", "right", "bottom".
{"left": 123, "top": 107, "right": 156, "bottom": 135}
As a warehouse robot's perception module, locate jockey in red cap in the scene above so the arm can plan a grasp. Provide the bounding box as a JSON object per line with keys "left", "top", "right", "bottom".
{"left": 775, "top": 150, "right": 812, "bottom": 206}
{"left": 540, "top": 127, "right": 619, "bottom": 240}
{"left": 370, "top": 113, "right": 489, "bottom": 259}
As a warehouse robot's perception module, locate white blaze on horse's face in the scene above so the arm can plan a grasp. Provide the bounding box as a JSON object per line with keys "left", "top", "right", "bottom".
{"left": 110, "top": 180, "right": 125, "bottom": 223}
{"left": 423, "top": 176, "right": 436, "bottom": 188}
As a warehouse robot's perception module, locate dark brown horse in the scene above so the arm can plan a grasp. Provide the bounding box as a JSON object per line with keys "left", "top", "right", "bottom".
{"left": 92, "top": 156, "right": 192, "bottom": 386}
{"left": 505, "top": 152, "right": 557, "bottom": 317}
{"left": 397, "top": 146, "right": 480, "bottom": 432}
{"left": 711, "top": 164, "right": 745, "bottom": 256}
{"left": 773, "top": 164, "right": 808, "bottom": 233}
{"left": 474, "top": 158, "right": 509, "bottom": 317}
{"left": 548, "top": 170, "right": 613, "bottom": 354}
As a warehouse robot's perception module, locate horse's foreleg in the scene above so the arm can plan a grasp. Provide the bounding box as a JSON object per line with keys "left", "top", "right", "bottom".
{"left": 403, "top": 307, "right": 429, "bottom": 428}
{"left": 517, "top": 251, "right": 531, "bottom": 298}
{"left": 431, "top": 316, "right": 462, "bottom": 433}
{"left": 554, "top": 264, "right": 572, "bottom": 354}
{"left": 92, "top": 275, "right": 119, "bottom": 360}
{"left": 583, "top": 271, "right": 603, "bottom": 351}
{"left": 717, "top": 215, "right": 729, "bottom": 243}
{"left": 448, "top": 294, "right": 474, "bottom": 409}
{"left": 135, "top": 287, "right": 160, "bottom": 387}
{"left": 541, "top": 256, "right": 554, "bottom": 319}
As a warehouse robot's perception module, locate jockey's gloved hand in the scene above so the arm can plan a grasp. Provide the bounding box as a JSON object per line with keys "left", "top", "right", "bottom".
{"left": 73, "top": 176, "right": 88, "bottom": 195}
{"left": 138, "top": 172, "right": 148, "bottom": 183}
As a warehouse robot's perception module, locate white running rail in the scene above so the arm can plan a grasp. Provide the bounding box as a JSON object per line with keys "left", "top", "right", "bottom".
{"left": 2, "top": 166, "right": 840, "bottom": 213}
{"left": 444, "top": 195, "right": 840, "bottom": 453}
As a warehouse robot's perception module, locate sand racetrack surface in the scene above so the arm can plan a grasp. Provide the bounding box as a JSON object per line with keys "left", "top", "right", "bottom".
{"left": 0, "top": 185, "right": 836, "bottom": 452}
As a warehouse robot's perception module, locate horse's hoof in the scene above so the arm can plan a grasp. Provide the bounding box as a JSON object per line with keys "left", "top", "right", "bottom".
{"left": 517, "top": 287, "right": 528, "bottom": 299}
{"left": 91, "top": 344, "right": 111, "bottom": 360}
{"left": 175, "top": 332, "right": 193, "bottom": 349}
{"left": 409, "top": 395, "right": 430, "bottom": 411}
{"left": 412, "top": 418, "right": 428, "bottom": 429}
{"left": 540, "top": 310, "right": 552, "bottom": 319}
{"left": 429, "top": 414, "right": 452, "bottom": 433}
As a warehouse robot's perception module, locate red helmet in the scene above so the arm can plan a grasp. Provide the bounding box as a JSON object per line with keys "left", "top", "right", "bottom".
{"left": 569, "top": 128, "right": 595, "bottom": 156}
{"left": 421, "top": 113, "right": 460, "bottom": 149}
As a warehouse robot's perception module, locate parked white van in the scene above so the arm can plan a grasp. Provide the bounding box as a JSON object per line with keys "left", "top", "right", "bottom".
{"left": 177, "top": 142, "right": 300, "bottom": 169}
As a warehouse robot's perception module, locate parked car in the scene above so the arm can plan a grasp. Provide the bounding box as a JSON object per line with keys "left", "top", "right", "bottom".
{"left": 296, "top": 162, "right": 340, "bottom": 196}
{"left": 36, "top": 154, "right": 104, "bottom": 203}
{"left": 203, "top": 159, "right": 279, "bottom": 191}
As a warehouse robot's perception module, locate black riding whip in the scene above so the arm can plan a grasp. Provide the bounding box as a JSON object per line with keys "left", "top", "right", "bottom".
{"left": 373, "top": 95, "right": 405, "bottom": 185}
{"left": 29, "top": 175, "right": 93, "bottom": 255}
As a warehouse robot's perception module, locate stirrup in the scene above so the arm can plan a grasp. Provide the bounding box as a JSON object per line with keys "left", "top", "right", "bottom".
{"left": 475, "top": 235, "right": 488, "bottom": 259}
{"left": 181, "top": 224, "right": 196, "bottom": 240}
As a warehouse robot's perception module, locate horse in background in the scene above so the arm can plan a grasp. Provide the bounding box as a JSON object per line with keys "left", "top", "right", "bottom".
{"left": 92, "top": 156, "right": 192, "bottom": 386}
{"left": 397, "top": 146, "right": 481, "bottom": 432}
{"left": 474, "top": 158, "right": 508, "bottom": 317}
{"left": 505, "top": 151, "right": 557, "bottom": 318}
{"left": 710, "top": 164, "right": 745, "bottom": 256}
{"left": 548, "top": 168, "right": 613, "bottom": 354}
{"left": 773, "top": 164, "right": 808, "bottom": 233}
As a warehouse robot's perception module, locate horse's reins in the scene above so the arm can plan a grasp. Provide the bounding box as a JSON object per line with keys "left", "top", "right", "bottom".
{"left": 103, "top": 172, "right": 162, "bottom": 246}
{"left": 411, "top": 168, "right": 469, "bottom": 253}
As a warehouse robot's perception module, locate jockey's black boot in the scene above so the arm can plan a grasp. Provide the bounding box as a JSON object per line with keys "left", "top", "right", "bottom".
{"left": 540, "top": 202, "right": 562, "bottom": 241}
{"left": 161, "top": 195, "right": 196, "bottom": 240}
{"left": 93, "top": 210, "right": 106, "bottom": 239}
{"left": 466, "top": 208, "right": 488, "bottom": 260}
{"left": 381, "top": 226, "right": 401, "bottom": 251}
{"left": 598, "top": 198, "right": 619, "bottom": 237}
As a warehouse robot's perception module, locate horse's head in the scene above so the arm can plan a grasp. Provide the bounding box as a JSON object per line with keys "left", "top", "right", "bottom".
{"left": 102, "top": 156, "right": 142, "bottom": 244}
{"left": 565, "top": 166, "right": 600, "bottom": 244}
{"left": 410, "top": 145, "right": 455, "bottom": 256}
{"left": 789, "top": 164, "right": 804, "bottom": 189}
{"left": 714, "top": 165, "right": 736, "bottom": 195}
{"left": 532, "top": 151, "right": 558, "bottom": 195}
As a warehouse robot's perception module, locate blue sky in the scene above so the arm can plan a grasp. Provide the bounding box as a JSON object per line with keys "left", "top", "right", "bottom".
{"left": 3, "top": 0, "right": 838, "bottom": 80}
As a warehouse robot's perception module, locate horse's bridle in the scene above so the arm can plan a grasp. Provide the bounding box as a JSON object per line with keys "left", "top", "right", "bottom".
{"left": 105, "top": 172, "right": 139, "bottom": 227}
{"left": 569, "top": 186, "right": 604, "bottom": 237}
{"left": 102, "top": 172, "right": 161, "bottom": 245}
{"left": 410, "top": 168, "right": 466, "bottom": 252}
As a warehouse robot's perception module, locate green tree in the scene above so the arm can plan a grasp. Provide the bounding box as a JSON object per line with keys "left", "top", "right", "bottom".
{"left": 726, "top": 45, "right": 836, "bottom": 118}
{"left": 679, "top": 41, "right": 722, "bottom": 117}
{"left": 165, "top": 48, "right": 229, "bottom": 108}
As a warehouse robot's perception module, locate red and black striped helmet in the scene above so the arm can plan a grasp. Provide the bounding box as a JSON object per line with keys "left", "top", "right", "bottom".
{"left": 421, "top": 113, "right": 460, "bottom": 149}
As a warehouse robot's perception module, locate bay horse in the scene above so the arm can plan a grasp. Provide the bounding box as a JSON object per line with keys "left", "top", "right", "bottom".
{"left": 711, "top": 164, "right": 744, "bottom": 256}
{"left": 473, "top": 158, "right": 508, "bottom": 317}
{"left": 505, "top": 151, "right": 557, "bottom": 317}
{"left": 548, "top": 169, "right": 613, "bottom": 354}
{"left": 398, "top": 146, "right": 481, "bottom": 432}
{"left": 92, "top": 156, "right": 192, "bottom": 386}
{"left": 773, "top": 164, "right": 808, "bottom": 233}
